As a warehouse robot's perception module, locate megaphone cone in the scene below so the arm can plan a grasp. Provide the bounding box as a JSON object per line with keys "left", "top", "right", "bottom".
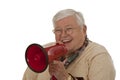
{"left": 25, "top": 43, "right": 68, "bottom": 73}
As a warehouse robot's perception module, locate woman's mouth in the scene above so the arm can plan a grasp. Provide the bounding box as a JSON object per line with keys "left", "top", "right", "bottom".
{"left": 62, "top": 39, "right": 72, "bottom": 44}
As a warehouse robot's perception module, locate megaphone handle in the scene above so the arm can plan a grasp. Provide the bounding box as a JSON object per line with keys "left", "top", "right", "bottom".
{"left": 51, "top": 75, "right": 57, "bottom": 80}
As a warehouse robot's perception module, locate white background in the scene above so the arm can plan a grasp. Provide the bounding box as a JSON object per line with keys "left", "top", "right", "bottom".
{"left": 0, "top": 0, "right": 119, "bottom": 80}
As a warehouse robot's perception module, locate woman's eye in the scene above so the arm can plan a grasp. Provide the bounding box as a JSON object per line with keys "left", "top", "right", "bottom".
{"left": 55, "top": 29, "right": 61, "bottom": 32}
{"left": 67, "top": 28, "right": 73, "bottom": 31}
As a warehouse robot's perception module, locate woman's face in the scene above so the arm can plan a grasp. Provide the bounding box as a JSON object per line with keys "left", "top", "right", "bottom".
{"left": 54, "top": 15, "right": 87, "bottom": 53}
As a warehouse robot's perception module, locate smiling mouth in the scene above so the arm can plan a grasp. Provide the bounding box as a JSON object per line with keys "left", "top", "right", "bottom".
{"left": 62, "top": 39, "right": 72, "bottom": 44}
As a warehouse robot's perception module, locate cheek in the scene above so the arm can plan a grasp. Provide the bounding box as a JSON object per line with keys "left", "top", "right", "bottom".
{"left": 76, "top": 33, "right": 85, "bottom": 42}
{"left": 72, "top": 33, "right": 85, "bottom": 46}
{"left": 55, "top": 35, "right": 60, "bottom": 41}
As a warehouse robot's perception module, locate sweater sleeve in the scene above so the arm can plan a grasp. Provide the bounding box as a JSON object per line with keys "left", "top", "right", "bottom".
{"left": 22, "top": 67, "right": 38, "bottom": 80}
{"left": 88, "top": 53, "right": 115, "bottom": 80}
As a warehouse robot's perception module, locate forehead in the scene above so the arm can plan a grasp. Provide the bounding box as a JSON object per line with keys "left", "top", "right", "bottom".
{"left": 54, "top": 15, "right": 78, "bottom": 28}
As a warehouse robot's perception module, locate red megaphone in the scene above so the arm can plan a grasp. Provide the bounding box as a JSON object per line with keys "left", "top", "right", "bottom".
{"left": 25, "top": 43, "right": 68, "bottom": 73}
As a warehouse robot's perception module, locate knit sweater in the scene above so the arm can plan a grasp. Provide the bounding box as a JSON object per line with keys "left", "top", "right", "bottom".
{"left": 23, "top": 41, "right": 115, "bottom": 80}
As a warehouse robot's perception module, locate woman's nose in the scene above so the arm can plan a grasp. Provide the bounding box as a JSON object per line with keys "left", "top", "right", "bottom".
{"left": 61, "top": 30, "right": 68, "bottom": 37}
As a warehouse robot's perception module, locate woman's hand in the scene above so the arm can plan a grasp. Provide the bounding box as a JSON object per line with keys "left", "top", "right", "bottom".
{"left": 49, "top": 60, "right": 69, "bottom": 80}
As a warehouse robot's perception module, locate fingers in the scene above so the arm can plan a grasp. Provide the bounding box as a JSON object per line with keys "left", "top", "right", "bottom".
{"left": 49, "top": 60, "right": 69, "bottom": 80}
{"left": 49, "top": 61, "right": 59, "bottom": 75}
{"left": 63, "top": 58, "right": 67, "bottom": 64}
{"left": 49, "top": 60, "right": 63, "bottom": 68}
{"left": 49, "top": 60, "right": 64, "bottom": 76}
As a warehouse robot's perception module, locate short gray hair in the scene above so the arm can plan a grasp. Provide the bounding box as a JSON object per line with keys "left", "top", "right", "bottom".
{"left": 53, "top": 9, "right": 85, "bottom": 27}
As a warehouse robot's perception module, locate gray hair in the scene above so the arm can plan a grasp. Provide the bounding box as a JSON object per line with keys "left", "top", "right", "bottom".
{"left": 53, "top": 9, "right": 85, "bottom": 27}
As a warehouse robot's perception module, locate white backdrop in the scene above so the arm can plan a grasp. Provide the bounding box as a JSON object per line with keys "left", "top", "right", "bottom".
{"left": 0, "top": 0, "right": 119, "bottom": 80}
